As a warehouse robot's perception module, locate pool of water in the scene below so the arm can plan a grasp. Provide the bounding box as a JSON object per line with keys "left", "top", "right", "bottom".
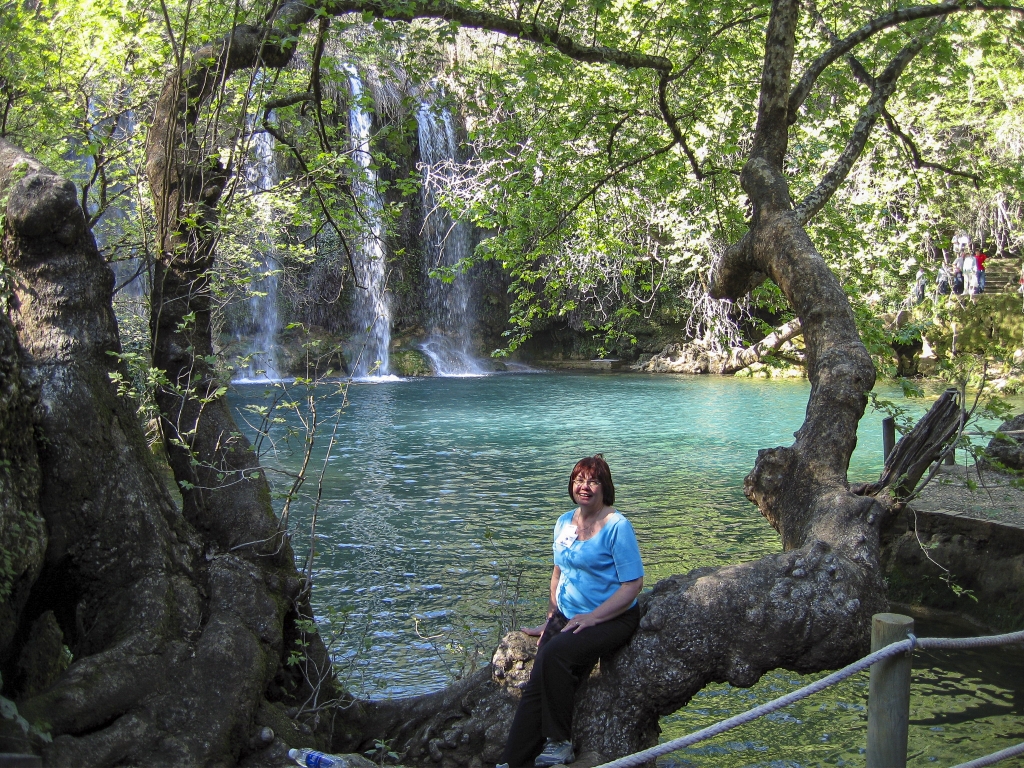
{"left": 229, "top": 373, "right": 1023, "bottom": 766}
{"left": 659, "top": 612, "right": 1024, "bottom": 767}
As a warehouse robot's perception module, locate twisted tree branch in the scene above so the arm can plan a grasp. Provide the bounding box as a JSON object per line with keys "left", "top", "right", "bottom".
{"left": 788, "top": 1, "right": 957, "bottom": 122}
{"left": 794, "top": 21, "right": 940, "bottom": 225}
{"left": 880, "top": 108, "right": 983, "bottom": 187}
{"left": 788, "top": 0, "right": 1024, "bottom": 123}
{"left": 806, "top": 3, "right": 983, "bottom": 189}
{"left": 657, "top": 71, "right": 702, "bottom": 179}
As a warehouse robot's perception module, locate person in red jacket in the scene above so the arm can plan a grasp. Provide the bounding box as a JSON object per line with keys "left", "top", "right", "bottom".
{"left": 975, "top": 248, "right": 988, "bottom": 293}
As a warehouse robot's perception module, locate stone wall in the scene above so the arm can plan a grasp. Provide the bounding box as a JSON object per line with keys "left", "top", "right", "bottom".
{"left": 880, "top": 506, "right": 1024, "bottom": 631}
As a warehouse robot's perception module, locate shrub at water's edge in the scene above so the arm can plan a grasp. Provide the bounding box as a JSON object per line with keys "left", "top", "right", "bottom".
{"left": 391, "top": 349, "right": 432, "bottom": 377}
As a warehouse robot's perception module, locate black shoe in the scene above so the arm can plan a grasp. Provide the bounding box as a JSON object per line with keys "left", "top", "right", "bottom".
{"left": 534, "top": 739, "right": 574, "bottom": 767}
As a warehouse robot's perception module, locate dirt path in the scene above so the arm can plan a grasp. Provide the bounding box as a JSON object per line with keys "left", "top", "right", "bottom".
{"left": 909, "top": 464, "right": 1024, "bottom": 529}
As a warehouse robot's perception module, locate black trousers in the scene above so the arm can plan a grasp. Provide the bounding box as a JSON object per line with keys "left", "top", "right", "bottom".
{"left": 501, "top": 606, "right": 640, "bottom": 768}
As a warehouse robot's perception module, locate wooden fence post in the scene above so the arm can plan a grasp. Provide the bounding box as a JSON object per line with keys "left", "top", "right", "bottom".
{"left": 866, "top": 613, "right": 915, "bottom": 768}
{"left": 882, "top": 417, "right": 896, "bottom": 463}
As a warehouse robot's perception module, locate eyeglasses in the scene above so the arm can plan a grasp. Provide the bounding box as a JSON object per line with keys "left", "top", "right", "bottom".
{"left": 573, "top": 477, "right": 601, "bottom": 488}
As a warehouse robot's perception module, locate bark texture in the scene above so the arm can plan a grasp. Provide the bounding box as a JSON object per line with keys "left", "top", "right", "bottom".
{"left": 1, "top": 139, "right": 336, "bottom": 767}
{"left": 147, "top": 30, "right": 285, "bottom": 558}
{"left": 856, "top": 388, "right": 963, "bottom": 501}
{"left": 0, "top": 263, "right": 44, "bottom": 697}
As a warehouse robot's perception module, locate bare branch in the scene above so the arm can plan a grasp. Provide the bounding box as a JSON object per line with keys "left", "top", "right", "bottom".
{"left": 727, "top": 316, "right": 802, "bottom": 370}
{"left": 880, "top": 108, "right": 983, "bottom": 187}
{"left": 536, "top": 140, "right": 676, "bottom": 243}
{"left": 261, "top": 118, "right": 364, "bottom": 287}
{"left": 113, "top": 259, "right": 150, "bottom": 295}
{"left": 310, "top": 16, "right": 333, "bottom": 153}
{"left": 265, "top": 93, "right": 314, "bottom": 110}
{"left": 666, "top": 10, "right": 769, "bottom": 83}
{"left": 604, "top": 111, "right": 631, "bottom": 162}
{"left": 855, "top": 388, "right": 963, "bottom": 499}
{"left": 657, "top": 72, "right": 702, "bottom": 179}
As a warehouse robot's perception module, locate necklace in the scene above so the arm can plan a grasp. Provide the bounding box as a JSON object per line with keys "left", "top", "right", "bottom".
{"left": 575, "top": 511, "right": 604, "bottom": 540}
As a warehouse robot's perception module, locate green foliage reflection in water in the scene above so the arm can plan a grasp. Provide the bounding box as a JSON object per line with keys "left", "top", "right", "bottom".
{"left": 659, "top": 619, "right": 1024, "bottom": 767}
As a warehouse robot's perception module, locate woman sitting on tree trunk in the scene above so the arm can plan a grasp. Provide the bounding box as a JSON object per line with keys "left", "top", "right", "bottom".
{"left": 499, "top": 455, "right": 644, "bottom": 768}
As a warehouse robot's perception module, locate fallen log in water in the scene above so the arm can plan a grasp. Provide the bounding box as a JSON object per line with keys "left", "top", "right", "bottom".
{"left": 639, "top": 318, "right": 803, "bottom": 374}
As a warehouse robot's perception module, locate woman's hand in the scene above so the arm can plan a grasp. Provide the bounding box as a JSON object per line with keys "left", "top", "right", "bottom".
{"left": 560, "top": 578, "right": 643, "bottom": 634}
{"left": 522, "top": 619, "right": 551, "bottom": 648}
{"left": 520, "top": 621, "right": 547, "bottom": 637}
{"left": 560, "top": 613, "right": 598, "bottom": 633}
{"left": 522, "top": 566, "right": 562, "bottom": 646}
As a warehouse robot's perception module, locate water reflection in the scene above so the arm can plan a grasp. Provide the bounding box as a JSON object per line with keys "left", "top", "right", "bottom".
{"left": 659, "top": 616, "right": 1024, "bottom": 767}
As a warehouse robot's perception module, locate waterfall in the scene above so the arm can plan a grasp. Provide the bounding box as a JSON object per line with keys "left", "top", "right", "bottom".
{"left": 416, "top": 100, "right": 487, "bottom": 376}
{"left": 346, "top": 68, "right": 392, "bottom": 378}
{"left": 235, "top": 128, "right": 283, "bottom": 382}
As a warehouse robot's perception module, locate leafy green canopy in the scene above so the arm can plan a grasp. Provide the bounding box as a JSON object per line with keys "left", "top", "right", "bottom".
{"left": 408, "top": 5, "right": 1024, "bottom": 355}
{"left": 3, "top": 0, "right": 1024, "bottom": 363}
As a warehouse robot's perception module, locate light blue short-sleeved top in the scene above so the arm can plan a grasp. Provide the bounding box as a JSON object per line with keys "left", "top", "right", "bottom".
{"left": 553, "top": 509, "right": 644, "bottom": 618}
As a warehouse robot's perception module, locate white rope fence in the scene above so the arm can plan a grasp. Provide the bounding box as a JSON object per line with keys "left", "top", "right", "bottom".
{"left": 950, "top": 741, "right": 1024, "bottom": 768}
{"left": 594, "top": 629, "right": 1024, "bottom": 768}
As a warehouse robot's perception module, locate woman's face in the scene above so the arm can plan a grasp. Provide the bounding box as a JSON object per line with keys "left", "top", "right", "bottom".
{"left": 572, "top": 473, "right": 602, "bottom": 506}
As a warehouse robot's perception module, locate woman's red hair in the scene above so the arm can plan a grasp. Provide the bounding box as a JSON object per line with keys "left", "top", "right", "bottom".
{"left": 568, "top": 454, "right": 615, "bottom": 506}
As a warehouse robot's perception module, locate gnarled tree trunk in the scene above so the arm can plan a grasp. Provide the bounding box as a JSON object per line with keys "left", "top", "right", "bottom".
{"left": 1, "top": 139, "right": 341, "bottom": 767}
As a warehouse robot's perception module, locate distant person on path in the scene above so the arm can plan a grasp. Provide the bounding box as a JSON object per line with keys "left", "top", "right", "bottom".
{"left": 912, "top": 269, "right": 927, "bottom": 304}
{"left": 499, "top": 455, "right": 644, "bottom": 768}
{"left": 936, "top": 264, "right": 951, "bottom": 295}
{"left": 963, "top": 251, "right": 979, "bottom": 295}
{"left": 975, "top": 248, "right": 988, "bottom": 292}
{"left": 953, "top": 266, "right": 965, "bottom": 295}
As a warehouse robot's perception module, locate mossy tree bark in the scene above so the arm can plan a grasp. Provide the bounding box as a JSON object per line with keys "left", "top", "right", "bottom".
{"left": 0, "top": 178, "right": 45, "bottom": 708}
{"left": 1, "top": 138, "right": 342, "bottom": 767}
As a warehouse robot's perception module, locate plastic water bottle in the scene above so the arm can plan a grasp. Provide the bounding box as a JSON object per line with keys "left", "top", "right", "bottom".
{"left": 288, "top": 748, "right": 342, "bottom": 768}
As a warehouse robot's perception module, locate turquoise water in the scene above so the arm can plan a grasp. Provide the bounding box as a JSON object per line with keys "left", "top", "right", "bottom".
{"left": 229, "top": 373, "right": 1023, "bottom": 767}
